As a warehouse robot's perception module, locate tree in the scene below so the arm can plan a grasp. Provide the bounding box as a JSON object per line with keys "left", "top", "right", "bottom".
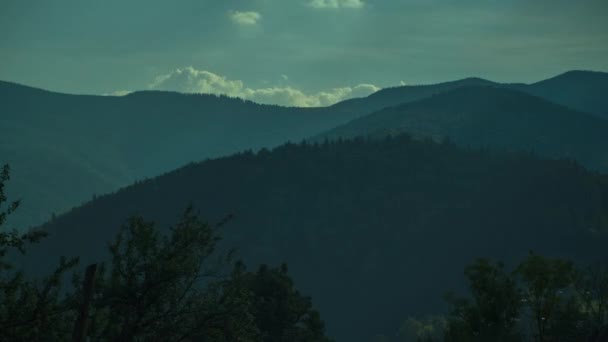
{"left": 399, "top": 315, "right": 446, "bottom": 342}
{"left": 444, "top": 258, "right": 522, "bottom": 342}
{"left": 1, "top": 163, "right": 332, "bottom": 341}
{"left": 574, "top": 264, "right": 608, "bottom": 339}
{"left": 80, "top": 207, "right": 259, "bottom": 341}
{"left": 516, "top": 252, "right": 583, "bottom": 341}
{"left": 0, "top": 164, "right": 77, "bottom": 341}
{"left": 232, "top": 262, "right": 333, "bottom": 342}
{"left": 77, "top": 207, "right": 333, "bottom": 341}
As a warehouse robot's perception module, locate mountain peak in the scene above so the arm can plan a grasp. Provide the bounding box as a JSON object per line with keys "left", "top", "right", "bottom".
{"left": 534, "top": 70, "right": 608, "bottom": 85}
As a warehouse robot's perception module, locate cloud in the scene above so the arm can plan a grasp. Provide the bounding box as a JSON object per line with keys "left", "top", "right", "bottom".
{"left": 229, "top": 11, "right": 262, "bottom": 25}
{"left": 308, "top": 0, "right": 365, "bottom": 9}
{"left": 103, "top": 90, "right": 132, "bottom": 96}
{"left": 148, "top": 66, "right": 380, "bottom": 107}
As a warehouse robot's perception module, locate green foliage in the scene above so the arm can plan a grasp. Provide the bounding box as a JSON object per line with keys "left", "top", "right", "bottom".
{"left": 2, "top": 164, "right": 331, "bottom": 341}
{"left": 0, "top": 164, "right": 47, "bottom": 264}
{"left": 78, "top": 207, "right": 258, "bottom": 341}
{"left": 0, "top": 164, "right": 78, "bottom": 341}
{"left": 232, "top": 262, "right": 333, "bottom": 342}
{"left": 398, "top": 315, "right": 446, "bottom": 341}
{"left": 66, "top": 207, "right": 332, "bottom": 341}
{"left": 574, "top": 265, "right": 608, "bottom": 336}
{"left": 445, "top": 254, "right": 608, "bottom": 342}
{"left": 445, "top": 259, "right": 522, "bottom": 342}
{"left": 516, "top": 253, "right": 581, "bottom": 341}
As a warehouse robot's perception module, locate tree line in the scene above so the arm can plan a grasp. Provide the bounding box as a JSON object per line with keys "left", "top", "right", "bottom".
{"left": 0, "top": 164, "right": 332, "bottom": 341}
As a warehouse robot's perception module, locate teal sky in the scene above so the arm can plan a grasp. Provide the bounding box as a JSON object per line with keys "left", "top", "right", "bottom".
{"left": 1, "top": 0, "right": 607, "bottom": 106}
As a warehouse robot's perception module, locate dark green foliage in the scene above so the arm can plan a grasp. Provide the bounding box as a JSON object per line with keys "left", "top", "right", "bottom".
{"left": 0, "top": 164, "right": 78, "bottom": 341}
{"left": 2, "top": 164, "right": 331, "bottom": 341}
{"left": 70, "top": 208, "right": 331, "bottom": 341}
{"left": 0, "top": 164, "right": 47, "bottom": 261}
{"left": 444, "top": 259, "right": 522, "bottom": 342}
{"left": 575, "top": 265, "right": 608, "bottom": 337}
{"left": 445, "top": 254, "right": 608, "bottom": 342}
{"left": 516, "top": 253, "right": 582, "bottom": 341}
{"left": 232, "top": 262, "right": 333, "bottom": 342}
{"left": 398, "top": 316, "right": 447, "bottom": 341}
{"left": 78, "top": 208, "right": 258, "bottom": 341}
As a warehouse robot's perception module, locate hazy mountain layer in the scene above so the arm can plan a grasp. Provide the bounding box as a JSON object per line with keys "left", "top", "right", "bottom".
{"left": 2, "top": 70, "right": 606, "bottom": 229}
{"left": 332, "top": 70, "right": 608, "bottom": 120}
{"left": 318, "top": 86, "right": 608, "bottom": 172}
{"left": 0, "top": 81, "right": 362, "bottom": 229}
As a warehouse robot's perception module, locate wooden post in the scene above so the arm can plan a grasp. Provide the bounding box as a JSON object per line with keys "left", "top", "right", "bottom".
{"left": 72, "top": 263, "right": 98, "bottom": 342}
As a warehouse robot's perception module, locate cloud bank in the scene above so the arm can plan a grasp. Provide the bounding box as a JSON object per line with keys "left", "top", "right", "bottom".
{"left": 308, "top": 0, "right": 365, "bottom": 9}
{"left": 229, "top": 11, "right": 262, "bottom": 25}
{"left": 148, "top": 66, "right": 379, "bottom": 107}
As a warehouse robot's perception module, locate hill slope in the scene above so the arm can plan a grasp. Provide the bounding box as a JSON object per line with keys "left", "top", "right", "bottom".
{"left": 521, "top": 70, "right": 608, "bottom": 120}
{"left": 0, "top": 81, "right": 364, "bottom": 229}
{"left": 21, "top": 136, "right": 608, "bottom": 341}
{"left": 318, "top": 86, "right": 608, "bottom": 172}
{"left": 3, "top": 70, "right": 607, "bottom": 229}
{"left": 333, "top": 70, "right": 608, "bottom": 120}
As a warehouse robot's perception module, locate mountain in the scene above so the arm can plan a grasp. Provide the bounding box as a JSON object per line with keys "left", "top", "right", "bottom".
{"left": 520, "top": 70, "right": 608, "bottom": 120}
{"left": 329, "top": 77, "right": 497, "bottom": 116}
{"left": 0, "top": 81, "right": 365, "bottom": 229}
{"left": 20, "top": 136, "right": 608, "bottom": 341}
{"left": 332, "top": 70, "right": 608, "bottom": 120}
{"left": 2, "top": 70, "right": 607, "bottom": 229}
{"left": 317, "top": 86, "right": 608, "bottom": 172}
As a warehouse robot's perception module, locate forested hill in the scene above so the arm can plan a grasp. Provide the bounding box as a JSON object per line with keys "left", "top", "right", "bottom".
{"left": 2, "top": 70, "right": 606, "bottom": 230}
{"left": 23, "top": 135, "right": 608, "bottom": 342}
{"left": 317, "top": 86, "right": 608, "bottom": 172}
{"left": 0, "top": 81, "right": 361, "bottom": 229}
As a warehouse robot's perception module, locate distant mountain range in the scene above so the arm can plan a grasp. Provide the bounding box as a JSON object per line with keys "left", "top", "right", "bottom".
{"left": 0, "top": 82, "right": 362, "bottom": 229}
{"left": 19, "top": 136, "right": 608, "bottom": 342}
{"left": 317, "top": 85, "right": 608, "bottom": 171}
{"left": 330, "top": 70, "right": 608, "bottom": 120}
{"left": 1, "top": 70, "right": 607, "bottom": 229}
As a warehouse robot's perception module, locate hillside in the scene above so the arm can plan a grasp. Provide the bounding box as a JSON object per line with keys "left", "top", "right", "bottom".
{"left": 332, "top": 70, "right": 608, "bottom": 120}
{"left": 317, "top": 86, "right": 608, "bottom": 172}
{"left": 0, "top": 81, "right": 364, "bottom": 229}
{"left": 2, "top": 70, "right": 606, "bottom": 230}
{"left": 329, "top": 77, "right": 496, "bottom": 116}
{"left": 21, "top": 136, "right": 608, "bottom": 341}
{"left": 521, "top": 70, "right": 608, "bottom": 120}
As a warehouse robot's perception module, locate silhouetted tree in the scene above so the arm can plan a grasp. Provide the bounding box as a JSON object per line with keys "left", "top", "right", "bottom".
{"left": 444, "top": 259, "right": 522, "bottom": 342}
{"left": 0, "top": 164, "right": 77, "bottom": 341}
{"left": 516, "top": 253, "right": 583, "bottom": 341}
{"left": 231, "top": 262, "right": 333, "bottom": 342}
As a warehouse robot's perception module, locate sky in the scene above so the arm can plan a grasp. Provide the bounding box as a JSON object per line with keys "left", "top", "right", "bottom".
{"left": 1, "top": 0, "right": 607, "bottom": 106}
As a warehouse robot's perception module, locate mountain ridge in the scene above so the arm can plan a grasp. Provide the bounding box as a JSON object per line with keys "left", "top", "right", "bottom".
{"left": 317, "top": 85, "right": 608, "bottom": 172}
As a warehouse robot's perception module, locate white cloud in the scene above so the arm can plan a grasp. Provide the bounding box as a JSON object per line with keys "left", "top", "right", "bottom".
{"left": 148, "top": 66, "right": 380, "bottom": 107}
{"left": 103, "top": 89, "right": 132, "bottom": 96}
{"left": 229, "top": 11, "right": 262, "bottom": 25}
{"left": 308, "top": 0, "right": 364, "bottom": 9}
